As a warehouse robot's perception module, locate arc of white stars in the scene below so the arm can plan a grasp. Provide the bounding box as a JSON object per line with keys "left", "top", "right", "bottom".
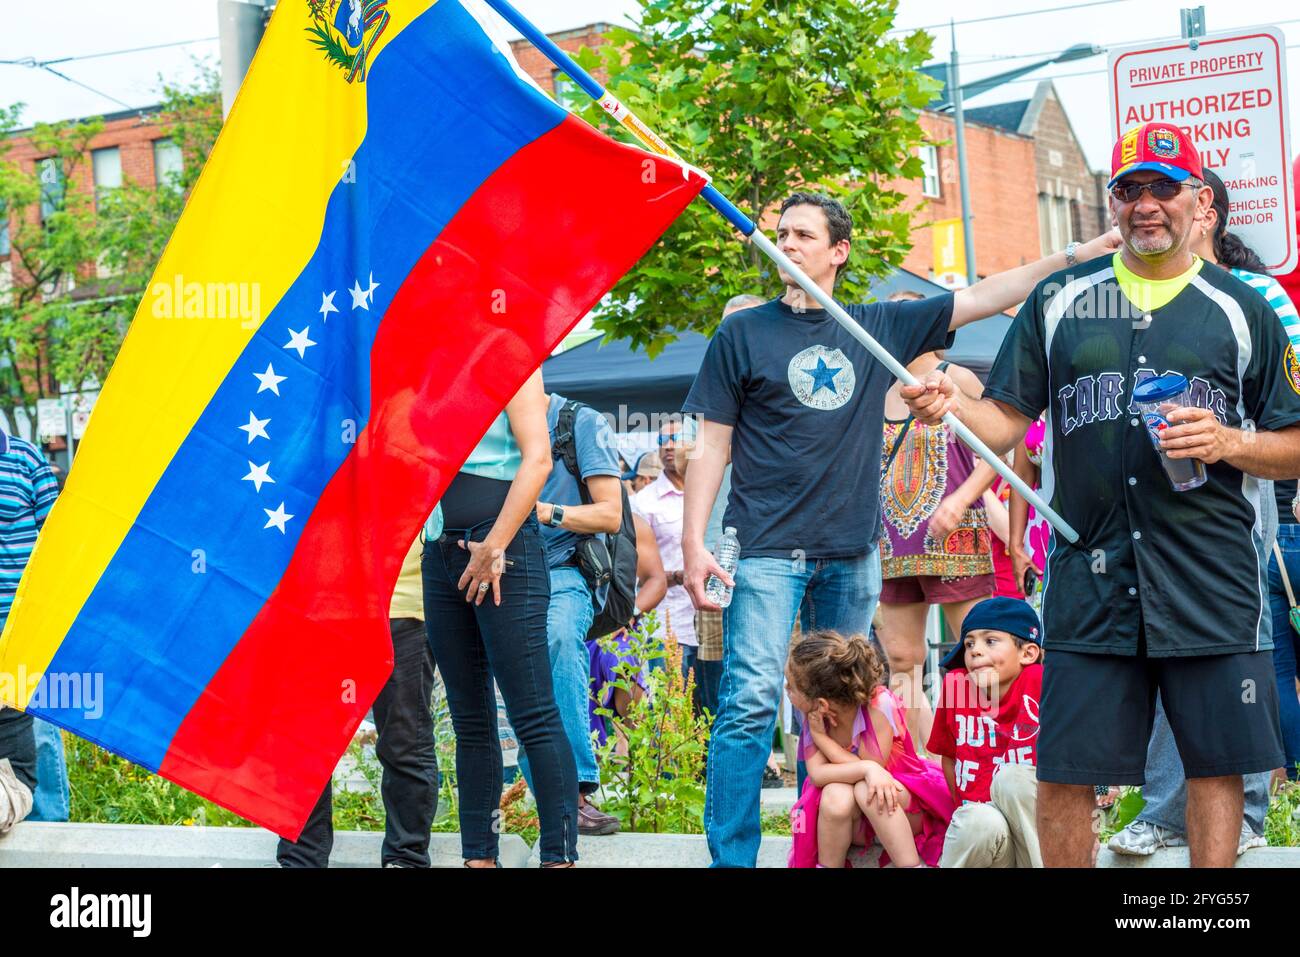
{"left": 238, "top": 411, "right": 270, "bottom": 444}
{"left": 253, "top": 363, "right": 286, "bottom": 396}
{"left": 284, "top": 327, "right": 316, "bottom": 359}
{"left": 263, "top": 502, "right": 294, "bottom": 533}
{"left": 242, "top": 460, "right": 275, "bottom": 493}
{"left": 319, "top": 290, "right": 339, "bottom": 322}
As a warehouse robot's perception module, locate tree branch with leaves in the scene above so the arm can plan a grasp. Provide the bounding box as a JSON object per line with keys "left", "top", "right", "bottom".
{"left": 569, "top": 0, "right": 941, "bottom": 354}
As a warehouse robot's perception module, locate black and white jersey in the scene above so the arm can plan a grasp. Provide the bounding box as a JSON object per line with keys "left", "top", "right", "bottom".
{"left": 983, "top": 256, "right": 1300, "bottom": 657}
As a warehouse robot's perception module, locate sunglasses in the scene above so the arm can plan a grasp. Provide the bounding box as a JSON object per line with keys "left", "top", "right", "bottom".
{"left": 1110, "top": 179, "right": 1196, "bottom": 203}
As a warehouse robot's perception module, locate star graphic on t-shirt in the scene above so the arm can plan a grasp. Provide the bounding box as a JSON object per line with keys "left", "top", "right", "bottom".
{"left": 802, "top": 356, "right": 843, "bottom": 396}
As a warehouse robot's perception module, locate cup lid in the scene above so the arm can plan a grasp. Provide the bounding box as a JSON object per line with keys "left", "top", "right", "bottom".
{"left": 1132, "top": 373, "right": 1188, "bottom": 403}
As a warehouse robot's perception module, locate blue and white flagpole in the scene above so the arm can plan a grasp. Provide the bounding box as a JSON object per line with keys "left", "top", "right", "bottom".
{"left": 482, "top": 0, "right": 1079, "bottom": 545}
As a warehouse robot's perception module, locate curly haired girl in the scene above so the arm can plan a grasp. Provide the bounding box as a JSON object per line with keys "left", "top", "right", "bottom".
{"left": 786, "top": 630, "right": 955, "bottom": 868}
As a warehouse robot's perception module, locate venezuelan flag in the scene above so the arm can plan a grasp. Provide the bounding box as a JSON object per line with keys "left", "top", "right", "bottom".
{"left": 0, "top": 0, "right": 704, "bottom": 837}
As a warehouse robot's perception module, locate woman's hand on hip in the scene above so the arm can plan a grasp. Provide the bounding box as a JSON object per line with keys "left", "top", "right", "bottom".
{"left": 458, "top": 539, "right": 505, "bottom": 606}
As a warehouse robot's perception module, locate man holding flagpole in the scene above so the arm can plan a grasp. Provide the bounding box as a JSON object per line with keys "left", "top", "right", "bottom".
{"left": 681, "top": 190, "right": 1120, "bottom": 867}
{"left": 900, "top": 124, "right": 1300, "bottom": 867}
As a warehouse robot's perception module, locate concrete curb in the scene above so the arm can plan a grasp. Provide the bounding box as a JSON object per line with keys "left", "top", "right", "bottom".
{"left": 530, "top": 832, "right": 1299, "bottom": 868}
{"left": 5, "top": 822, "right": 1297, "bottom": 868}
{"left": 527, "top": 832, "right": 795, "bottom": 868}
{"left": 0, "top": 822, "right": 532, "bottom": 869}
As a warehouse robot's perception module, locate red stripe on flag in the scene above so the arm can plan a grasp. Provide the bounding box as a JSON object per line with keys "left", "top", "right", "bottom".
{"left": 159, "top": 115, "right": 704, "bottom": 837}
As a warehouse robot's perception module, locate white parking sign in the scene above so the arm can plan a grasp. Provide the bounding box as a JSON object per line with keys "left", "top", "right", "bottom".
{"left": 1110, "top": 27, "right": 1295, "bottom": 274}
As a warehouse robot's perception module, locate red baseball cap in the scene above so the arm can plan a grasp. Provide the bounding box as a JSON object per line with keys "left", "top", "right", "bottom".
{"left": 1109, "top": 122, "right": 1203, "bottom": 188}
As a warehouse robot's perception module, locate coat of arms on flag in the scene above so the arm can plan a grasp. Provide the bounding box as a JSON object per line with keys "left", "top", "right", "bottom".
{"left": 306, "top": 0, "right": 390, "bottom": 82}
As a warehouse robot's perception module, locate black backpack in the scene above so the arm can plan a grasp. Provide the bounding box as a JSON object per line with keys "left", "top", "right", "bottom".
{"left": 552, "top": 399, "right": 639, "bottom": 639}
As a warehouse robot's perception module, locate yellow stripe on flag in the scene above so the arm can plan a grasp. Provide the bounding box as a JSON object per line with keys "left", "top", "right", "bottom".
{"left": 0, "top": 1, "right": 437, "bottom": 706}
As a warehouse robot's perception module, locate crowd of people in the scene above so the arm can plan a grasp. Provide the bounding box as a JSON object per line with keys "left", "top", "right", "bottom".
{"left": 3, "top": 119, "right": 1300, "bottom": 871}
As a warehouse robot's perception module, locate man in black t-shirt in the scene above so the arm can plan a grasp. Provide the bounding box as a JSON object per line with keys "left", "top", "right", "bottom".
{"left": 681, "top": 191, "right": 1120, "bottom": 867}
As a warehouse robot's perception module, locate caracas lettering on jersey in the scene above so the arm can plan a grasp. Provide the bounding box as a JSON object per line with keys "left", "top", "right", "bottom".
{"left": 1057, "top": 369, "right": 1228, "bottom": 437}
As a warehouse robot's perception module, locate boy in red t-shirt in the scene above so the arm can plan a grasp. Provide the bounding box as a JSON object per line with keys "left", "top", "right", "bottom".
{"left": 927, "top": 597, "right": 1043, "bottom": 867}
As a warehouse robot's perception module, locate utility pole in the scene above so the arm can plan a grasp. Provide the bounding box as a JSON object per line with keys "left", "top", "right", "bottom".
{"left": 949, "top": 20, "right": 977, "bottom": 287}
{"left": 218, "top": 0, "right": 274, "bottom": 119}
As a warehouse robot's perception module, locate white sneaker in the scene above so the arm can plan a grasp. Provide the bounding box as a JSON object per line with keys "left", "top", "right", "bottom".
{"left": 1238, "top": 821, "right": 1267, "bottom": 856}
{"left": 1107, "top": 819, "right": 1187, "bottom": 856}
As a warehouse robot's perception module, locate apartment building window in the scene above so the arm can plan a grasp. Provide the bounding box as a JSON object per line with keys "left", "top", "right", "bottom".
{"left": 919, "top": 145, "right": 941, "bottom": 198}
{"left": 37, "top": 157, "right": 65, "bottom": 222}
{"left": 92, "top": 146, "right": 123, "bottom": 207}
{"left": 1038, "top": 191, "right": 1074, "bottom": 256}
{"left": 153, "top": 138, "right": 183, "bottom": 190}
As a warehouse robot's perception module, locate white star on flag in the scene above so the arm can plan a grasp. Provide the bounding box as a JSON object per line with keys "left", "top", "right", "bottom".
{"left": 253, "top": 363, "right": 287, "bottom": 396}
{"left": 364, "top": 272, "right": 380, "bottom": 305}
{"left": 319, "top": 290, "right": 339, "bottom": 322}
{"left": 242, "top": 460, "right": 275, "bottom": 493}
{"left": 263, "top": 502, "right": 294, "bottom": 533}
{"left": 284, "top": 327, "right": 316, "bottom": 359}
{"left": 239, "top": 411, "right": 271, "bottom": 444}
{"left": 349, "top": 279, "right": 369, "bottom": 311}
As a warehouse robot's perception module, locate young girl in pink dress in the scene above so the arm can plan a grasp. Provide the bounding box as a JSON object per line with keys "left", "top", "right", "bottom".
{"left": 785, "top": 631, "right": 955, "bottom": 868}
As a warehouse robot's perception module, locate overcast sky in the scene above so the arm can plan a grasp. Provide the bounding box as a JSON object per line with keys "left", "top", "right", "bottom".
{"left": 2, "top": 0, "right": 1297, "bottom": 170}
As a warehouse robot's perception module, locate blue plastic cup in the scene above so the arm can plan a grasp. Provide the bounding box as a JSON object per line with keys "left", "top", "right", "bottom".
{"left": 1131, "top": 373, "right": 1207, "bottom": 492}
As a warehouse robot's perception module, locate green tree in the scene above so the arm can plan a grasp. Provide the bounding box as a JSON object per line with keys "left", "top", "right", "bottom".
{"left": 571, "top": 0, "right": 940, "bottom": 353}
{"left": 0, "top": 64, "right": 221, "bottom": 432}
{"left": 0, "top": 106, "right": 102, "bottom": 429}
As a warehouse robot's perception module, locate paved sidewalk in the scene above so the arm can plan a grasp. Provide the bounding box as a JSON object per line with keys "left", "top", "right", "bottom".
{"left": 8, "top": 822, "right": 1293, "bottom": 868}
{"left": 0, "top": 821, "right": 532, "bottom": 868}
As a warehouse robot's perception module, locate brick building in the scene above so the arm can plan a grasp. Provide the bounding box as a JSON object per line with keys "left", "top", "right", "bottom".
{"left": 509, "top": 23, "right": 611, "bottom": 103}
{"left": 966, "top": 80, "right": 1111, "bottom": 258}
{"left": 892, "top": 111, "right": 1043, "bottom": 283}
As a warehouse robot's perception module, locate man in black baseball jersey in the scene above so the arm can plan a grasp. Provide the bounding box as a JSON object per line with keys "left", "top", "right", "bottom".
{"left": 902, "top": 122, "right": 1300, "bottom": 867}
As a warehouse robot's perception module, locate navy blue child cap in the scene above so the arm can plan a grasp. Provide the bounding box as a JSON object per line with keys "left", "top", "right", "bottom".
{"left": 941, "top": 597, "right": 1043, "bottom": 670}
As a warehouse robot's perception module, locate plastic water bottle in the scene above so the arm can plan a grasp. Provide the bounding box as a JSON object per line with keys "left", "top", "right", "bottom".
{"left": 705, "top": 527, "right": 740, "bottom": 608}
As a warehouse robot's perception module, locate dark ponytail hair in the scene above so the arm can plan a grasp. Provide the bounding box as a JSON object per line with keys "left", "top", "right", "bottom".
{"left": 1215, "top": 229, "right": 1268, "bottom": 273}
{"left": 1204, "top": 169, "right": 1269, "bottom": 273}
{"left": 786, "top": 629, "right": 885, "bottom": 706}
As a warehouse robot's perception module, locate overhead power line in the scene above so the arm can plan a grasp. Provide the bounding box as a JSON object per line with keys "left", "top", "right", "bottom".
{"left": 0, "top": 36, "right": 217, "bottom": 115}
{"left": 970, "top": 41, "right": 1300, "bottom": 92}
{"left": 890, "top": 0, "right": 1136, "bottom": 35}
{"left": 958, "top": 16, "right": 1300, "bottom": 67}
{"left": 0, "top": 36, "right": 217, "bottom": 68}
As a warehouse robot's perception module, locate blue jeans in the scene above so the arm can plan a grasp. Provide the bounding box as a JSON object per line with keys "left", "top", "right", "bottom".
{"left": 518, "top": 565, "right": 600, "bottom": 795}
{"left": 423, "top": 516, "right": 578, "bottom": 864}
{"left": 705, "top": 548, "right": 882, "bottom": 867}
{"left": 1269, "top": 523, "right": 1300, "bottom": 779}
{"left": 1138, "top": 694, "right": 1271, "bottom": 835}
{"left": 696, "top": 656, "right": 723, "bottom": 720}
{"left": 28, "top": 718, "right": 69, "bottom": 822}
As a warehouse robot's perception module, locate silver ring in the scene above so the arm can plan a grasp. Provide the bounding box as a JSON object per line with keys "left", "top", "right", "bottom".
{"left": 478, "top": 582, "right": 490, "bottom": 592}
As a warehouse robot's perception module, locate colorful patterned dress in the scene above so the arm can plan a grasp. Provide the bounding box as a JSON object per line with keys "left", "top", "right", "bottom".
{"left": 879, "top": 417, "right": 993, "bottom": 581}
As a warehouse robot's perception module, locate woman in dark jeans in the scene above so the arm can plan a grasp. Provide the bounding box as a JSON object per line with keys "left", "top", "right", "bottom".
{"left": 1270, "top": 481, "right": 1300, "bottom": 780}
{"left": 423, "top": 369, "right": 578, "bottom": 866}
